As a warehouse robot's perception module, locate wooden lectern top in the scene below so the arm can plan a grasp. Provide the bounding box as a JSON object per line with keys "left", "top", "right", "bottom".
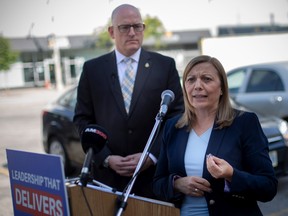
{"left": 67, "top": 183, "right": 180, "bottom": 216}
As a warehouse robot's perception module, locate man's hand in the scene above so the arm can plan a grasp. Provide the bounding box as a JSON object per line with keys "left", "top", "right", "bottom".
{"left": 108, "top": 153, "right": 153, "bottom": 177}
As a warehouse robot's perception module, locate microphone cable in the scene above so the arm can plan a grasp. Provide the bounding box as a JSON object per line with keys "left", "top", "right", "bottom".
{"left": 80, "top": 185, "right": 93, "bottom": 216}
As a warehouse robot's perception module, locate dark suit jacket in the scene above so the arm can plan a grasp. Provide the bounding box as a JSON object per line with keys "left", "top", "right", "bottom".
{"left": 153, "top": 110, "right": 278, "bottom": 216}
{"left": 74, "top": 49, "right": 184, "bottom": 198}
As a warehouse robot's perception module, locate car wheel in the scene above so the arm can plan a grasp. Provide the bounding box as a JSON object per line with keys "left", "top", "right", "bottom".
{"left": 48, "top": 137, "right": 73, "bottom": 175}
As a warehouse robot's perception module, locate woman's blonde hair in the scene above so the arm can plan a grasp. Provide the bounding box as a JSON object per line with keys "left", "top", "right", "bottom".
{"left": 176, "top": 55, "right": 235, "bottom": 130}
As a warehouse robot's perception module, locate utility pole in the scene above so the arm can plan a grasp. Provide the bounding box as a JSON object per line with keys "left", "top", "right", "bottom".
{"left": 47, "top": 34, "right": 64, "bottom": 91}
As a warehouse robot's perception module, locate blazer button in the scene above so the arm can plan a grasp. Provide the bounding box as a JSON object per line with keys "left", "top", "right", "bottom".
{"left": 128, "top": 130, "right": 133, "bottom": 134}
{"left": 209, "top": 199, "right": 215, "bottom": 205}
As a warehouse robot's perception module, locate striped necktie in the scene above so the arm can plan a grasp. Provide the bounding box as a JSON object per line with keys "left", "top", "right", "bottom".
{"left": 121, "top": 58, "right": 135, "bottom": 113}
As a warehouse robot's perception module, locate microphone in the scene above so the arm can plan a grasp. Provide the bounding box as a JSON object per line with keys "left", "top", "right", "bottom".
{"left": 80, "top": 124, "right": 108, "bottom": 186}
{"left": 159, "top": 90, "right": 175, "bottom": 116}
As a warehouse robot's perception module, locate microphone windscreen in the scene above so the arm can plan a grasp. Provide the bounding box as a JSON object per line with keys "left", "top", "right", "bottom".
{"left": 161, "top": 90, "right": 175, "bottom": 104}
{"left": 81, "top": 124, "right": 108, "bottom": 154}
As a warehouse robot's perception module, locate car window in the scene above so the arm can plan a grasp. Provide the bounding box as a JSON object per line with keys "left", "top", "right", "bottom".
{"left": 70, "top": 89, "right": 77, "bottom": 109}
{"left": 227, "top": 69, "right": 246, "bottom": 93}
{"left": 246, "top": 69, "right": 284, "bottom": 92}
{"left": 58, "top": 88, "right": 77, "bottom": 109}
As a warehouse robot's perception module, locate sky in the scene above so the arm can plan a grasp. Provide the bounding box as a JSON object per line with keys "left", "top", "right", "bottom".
{"left": 0, "top": 0, "right": 287, "bottom": 38}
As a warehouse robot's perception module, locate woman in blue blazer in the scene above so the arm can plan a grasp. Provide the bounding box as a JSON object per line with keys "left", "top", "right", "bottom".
{"left": 153, "top": 55, "right": 277, "bottom": 216}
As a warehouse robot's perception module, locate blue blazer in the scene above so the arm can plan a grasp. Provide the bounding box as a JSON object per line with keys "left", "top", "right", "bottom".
{"left": 153, "top": 110, "right": 277, "bottom": 216}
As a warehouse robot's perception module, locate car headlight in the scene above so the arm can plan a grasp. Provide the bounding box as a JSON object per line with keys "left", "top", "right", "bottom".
{"left": 279, "top": 120, "right": 288, "bottom": 147}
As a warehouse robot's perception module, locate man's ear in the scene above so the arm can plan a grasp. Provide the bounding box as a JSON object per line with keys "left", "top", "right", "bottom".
{"left": 108, "top": 26, "right": 115, "bottom": 39}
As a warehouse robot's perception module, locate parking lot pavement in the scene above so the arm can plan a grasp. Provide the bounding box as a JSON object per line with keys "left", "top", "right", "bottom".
{"left": 0, "top": 87, "right": 67, "bottom": 216}
{"left": 0, "top": 171, "right": 13, "bottom": 216}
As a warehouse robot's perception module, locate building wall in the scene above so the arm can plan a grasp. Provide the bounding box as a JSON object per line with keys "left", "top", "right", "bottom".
{"left": 1, "top": 40, "right": 198, "bottom": 89}
{"left": 0, "top": 63, "right": 25, "bottom": 89}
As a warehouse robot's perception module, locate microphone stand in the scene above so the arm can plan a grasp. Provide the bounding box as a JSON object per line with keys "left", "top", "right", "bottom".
{"left": 115, "top": 112, "right": 165, "bottom": 216}
{"left": 92, "top": 179, "right": 117, "bottom": 192}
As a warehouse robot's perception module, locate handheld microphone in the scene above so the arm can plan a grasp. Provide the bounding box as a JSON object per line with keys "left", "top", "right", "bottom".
{"left": 159, "top": 90, "right": 175, "bottom": 116}
{"left": 80, "top": 124, "right": 108, "bottom": 186}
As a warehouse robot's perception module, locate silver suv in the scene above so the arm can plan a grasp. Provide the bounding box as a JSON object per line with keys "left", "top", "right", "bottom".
{"left": 227, "top": 61, "right": 288, "bottom": 121}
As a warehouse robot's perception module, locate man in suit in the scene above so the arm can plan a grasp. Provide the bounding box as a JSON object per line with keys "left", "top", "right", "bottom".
{"left": 73, "top": 4, "right": 184, "bottom": 198}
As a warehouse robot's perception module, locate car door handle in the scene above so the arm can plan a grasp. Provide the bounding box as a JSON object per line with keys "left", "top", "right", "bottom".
{"left": 271, "top": 96, "right": 283, "bottom": 103}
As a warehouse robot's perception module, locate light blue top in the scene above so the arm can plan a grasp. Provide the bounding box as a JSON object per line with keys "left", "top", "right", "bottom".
{"left": 180, "top": 127, "right": 212, "bottom": 216}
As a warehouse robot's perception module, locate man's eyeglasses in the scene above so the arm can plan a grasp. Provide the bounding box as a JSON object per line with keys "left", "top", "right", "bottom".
{"left": 117, "top": 23, "right": 145, "bottom": 33}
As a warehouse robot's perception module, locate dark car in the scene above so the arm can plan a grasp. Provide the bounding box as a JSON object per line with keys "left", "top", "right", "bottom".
{"left": 42, "top": 86, "right": 84, "bottom": 175}
{"left": 42, "top": 86, "right": 288, "bottom": 176}
{"left": 227, "top": 61, "right": 288, "bottom": 121}
{"left": 230, "top": 99, "right": 288, "bottom": 176}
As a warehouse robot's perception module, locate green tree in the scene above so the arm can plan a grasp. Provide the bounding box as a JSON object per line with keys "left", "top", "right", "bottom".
{"left": 95, "top": 25, "right": 113, "bottom": 51}
{"left": 143, "top": 15, "right": 166, "bottom": 49}
{"left": 0, "top": 36, "right": 18, "bottom": 71}
{"left": 0, "top": 36, "right": 18, "bottom": 90}
{"left": 95, "top": 15, "right": 166, "bottom": 50}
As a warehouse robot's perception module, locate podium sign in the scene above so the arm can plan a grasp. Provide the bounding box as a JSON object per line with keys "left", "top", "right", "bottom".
{"left": 6, "top": 149, "right": 70, "bottom": 216}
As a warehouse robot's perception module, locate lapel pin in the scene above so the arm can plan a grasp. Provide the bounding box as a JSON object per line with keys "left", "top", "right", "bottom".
{"left": 145, "top": 63, "right": 149, "bottom": 68}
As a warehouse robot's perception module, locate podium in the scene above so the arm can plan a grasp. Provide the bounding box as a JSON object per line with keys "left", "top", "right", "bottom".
{"left": 66, "top": 184, "right": 180, "bottom": 216}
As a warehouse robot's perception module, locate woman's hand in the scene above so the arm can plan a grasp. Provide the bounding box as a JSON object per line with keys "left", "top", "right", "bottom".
{"left": 206, "top": 154, "right": 234, "bottom": 182}
{"left": 174, "top": 176, "right": 212, "bottom": 197}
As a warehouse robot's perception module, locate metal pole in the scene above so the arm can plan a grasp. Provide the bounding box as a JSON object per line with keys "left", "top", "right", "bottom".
{"left": 48, "top": 34, "right": 63, "bottom": 91}
{"left": 115, "top": 113, "right": 164, "bottom": 216}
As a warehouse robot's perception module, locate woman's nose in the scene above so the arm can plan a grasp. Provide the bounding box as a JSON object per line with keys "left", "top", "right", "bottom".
{"left": 194, "top": 78, "right": 202, "bottom": 89}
